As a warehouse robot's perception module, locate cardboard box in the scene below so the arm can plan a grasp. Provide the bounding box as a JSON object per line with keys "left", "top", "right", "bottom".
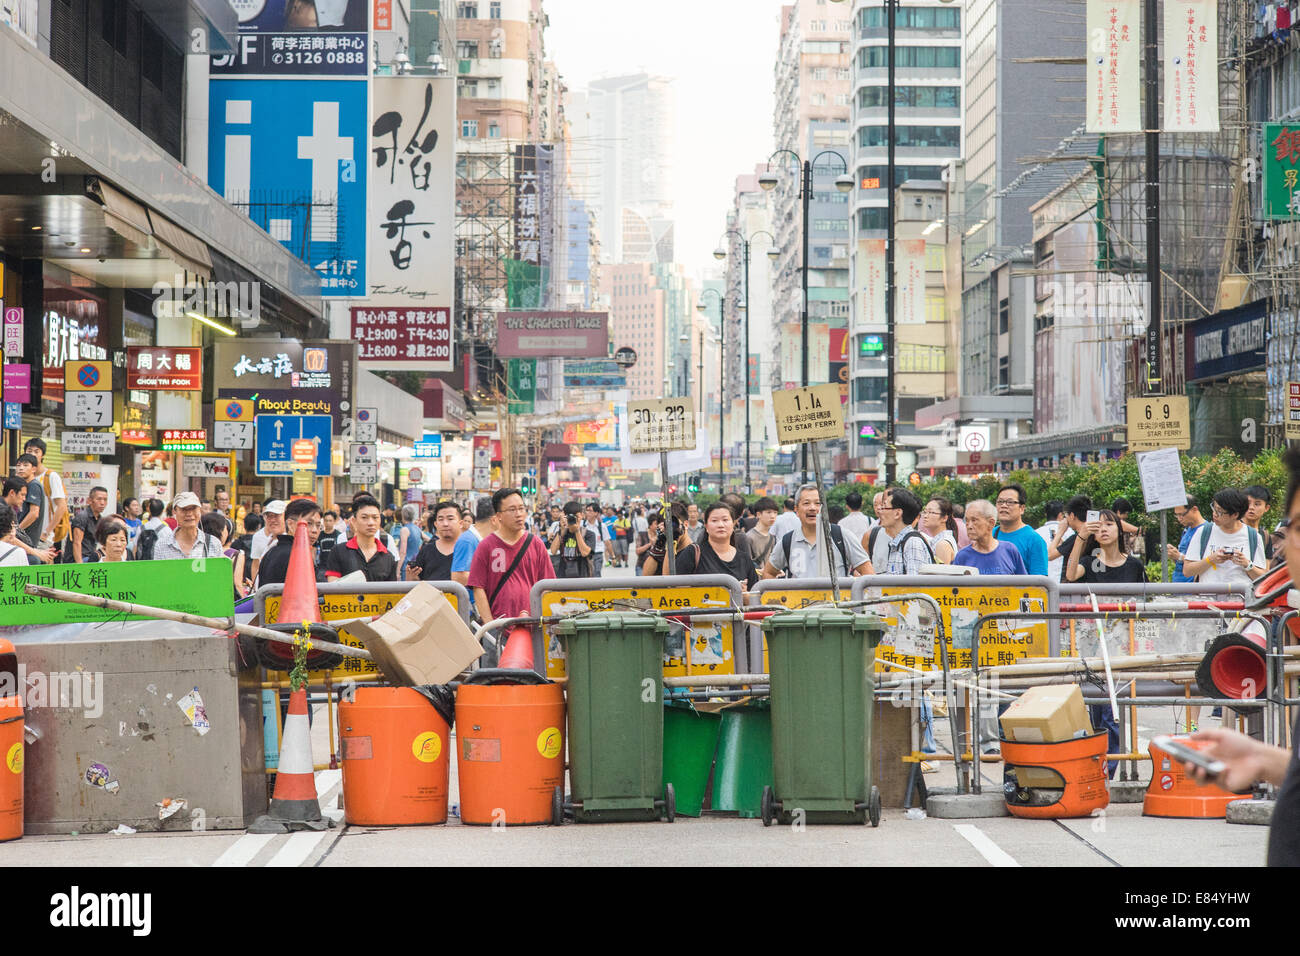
{"left": 1001, "top": 685, "right": 1095, "bottom": 789}
{"left": 347, "top": 583, "right": 482, "bottom": 685}
{"left": 999, "top": 685, "right": 1093, "bottom": 744}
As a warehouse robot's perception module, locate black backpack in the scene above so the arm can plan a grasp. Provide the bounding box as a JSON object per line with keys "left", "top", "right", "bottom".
{"left": 867, "top": 526, "right": 934, "bottom": 574}
{"left": 136, "top": 527, "right": 158, "bottom": 561}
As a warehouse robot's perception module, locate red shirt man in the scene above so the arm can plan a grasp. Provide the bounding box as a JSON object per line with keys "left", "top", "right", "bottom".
{"left": 468, "top": 488, "right": 553, "bottom": 622}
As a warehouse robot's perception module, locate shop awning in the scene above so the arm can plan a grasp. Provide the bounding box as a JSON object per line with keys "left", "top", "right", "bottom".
{"left": 92, "top": 178, "right": 153, "bottom": 250}
{"left": 148, "top": 209, "right": 213, "bottom": 279}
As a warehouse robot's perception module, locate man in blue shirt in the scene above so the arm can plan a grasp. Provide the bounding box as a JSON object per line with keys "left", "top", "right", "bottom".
{"left": 453, "top": 498, "right": 496, "bottom": 612}
{"left": 991, "top": 483, "right": 1048, "bottom": 575}
{"left": 953, "top": 500, "right": 1028, "bottom": 575}
{"left": 1167, "top": 494, "right": 1208, "bottom": 583}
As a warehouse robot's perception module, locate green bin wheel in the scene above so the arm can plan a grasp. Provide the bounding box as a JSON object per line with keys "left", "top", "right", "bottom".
{"left": 552, "top": 786, "right": 564, "bottom": 826}
{"left": 761, "top": 786, "right": 775, "bottom": 828}
{"left": 868, "top": 786, "right": 881, "bottom": 828}
{"left": 663, "top": 783, "right": 676, "bottom": 823}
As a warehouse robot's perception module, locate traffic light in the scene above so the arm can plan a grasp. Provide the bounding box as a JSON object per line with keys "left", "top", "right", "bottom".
{"left": 687, "top": 474, "right": 700, "bottom": 494}
{"left": 668, "top": 483, "right": 678, "bottom": 494}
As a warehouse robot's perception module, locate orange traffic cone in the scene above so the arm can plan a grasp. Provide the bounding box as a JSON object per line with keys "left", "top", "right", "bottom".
{"left": 262, "top": 522, "right": 341, "bottom": 671}
{"left": 498, "top": 625, "right": 535, "bottom": 671}
{"left": 248, "top": 687, "right": 331, "bottom": 833}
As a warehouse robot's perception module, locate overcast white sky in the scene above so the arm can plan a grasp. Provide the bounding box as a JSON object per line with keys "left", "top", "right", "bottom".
{"left": 543, "top": 0, "right": 788, "bottom": 280}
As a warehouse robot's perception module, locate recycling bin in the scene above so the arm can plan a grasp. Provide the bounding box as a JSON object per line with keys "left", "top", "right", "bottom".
{"left": 553, "top": 612, "right": 675, "bottom": 822}
{"left": 760, "top": 607, "right": 884, "bottom": 826}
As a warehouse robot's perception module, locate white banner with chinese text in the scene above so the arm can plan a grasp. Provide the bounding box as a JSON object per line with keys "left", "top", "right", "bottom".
{"left": 1086, "top": 0, "right": 1141, "bottom": 134}
{"left": 1164, "top": 0, "right": 1219, "bottom": 132}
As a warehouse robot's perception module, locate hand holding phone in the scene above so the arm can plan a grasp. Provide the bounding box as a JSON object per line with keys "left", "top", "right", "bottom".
{"left": 1086, "top": 510, "right": 1100, "bottom": 524}
{"left": 1153, "top": 735, "right": 1227, "bottom": 783}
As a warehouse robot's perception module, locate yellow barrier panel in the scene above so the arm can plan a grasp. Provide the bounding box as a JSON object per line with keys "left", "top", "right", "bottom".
{"left": 752, "top": 580, "right": 1052, "bottom": 673}
{"left": 264, "top": 590, "right": 460, "bottom": 679}
{"left": 537, "top": 583, "right": 739, "bottom": 680}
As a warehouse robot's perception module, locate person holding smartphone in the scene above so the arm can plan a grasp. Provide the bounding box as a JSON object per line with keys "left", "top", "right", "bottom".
{"left": 1183, "top": 450, "right": 1300, "bottom": 866}
{"left": 1181, "top": 488, "right": 1267, "bottom": 589}
{"left": 1064, "top": 509, "right": 1146, "bottom": 584}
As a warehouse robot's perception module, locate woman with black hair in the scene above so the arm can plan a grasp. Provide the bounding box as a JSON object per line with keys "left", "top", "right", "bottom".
{"left": 1065, "top": 508, "right": 1146, "bottom": 584}
{"left": 674, "top": 500, "right": 759, "bottom": 589}
{"left": 919, "top": 496, "right": 959, "bottom": 564}
{"left": 94, "top": 517, "right": 132, "bottom": 562}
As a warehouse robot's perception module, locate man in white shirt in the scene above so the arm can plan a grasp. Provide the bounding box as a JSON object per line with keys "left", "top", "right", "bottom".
{"left": 582, "top": 502, "right": 612, "bottom": 575}
{"left": 1038, "top": 500, "right": 1064, "bottom": 582}
{"left": 839, "top": 491, "right": 872, "bottom": 546}
{"left": 1182, "top": 488, "right": 1267, "bottom": 590}
{"left": 771, "top": 496, "right": 801, "bottom": 541}
{"left": 248, "top": 500, "right": 286, "bottom": 584}
{"left": 762, "top": 485, "right": 872, "bottom": 580}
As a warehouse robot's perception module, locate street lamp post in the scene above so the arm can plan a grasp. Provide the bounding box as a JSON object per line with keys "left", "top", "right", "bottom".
{"left": 715, "top": 229, "right": 778, "bottom": 494}
{"left": 697, "top": 288, "right": 726, "bottom": 492}
{"left": 758, "top": 151, "right": 854, "bottom": 482}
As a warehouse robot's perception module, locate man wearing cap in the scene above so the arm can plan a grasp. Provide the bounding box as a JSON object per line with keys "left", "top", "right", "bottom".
{"left": 256, "top": 498, "right": 325, "bottom": 588}
{"left": 249, "top": 499, "right": 286, "bottom": 584}
{"left": 152, "top": 492, "right": 225, "bottom": 560}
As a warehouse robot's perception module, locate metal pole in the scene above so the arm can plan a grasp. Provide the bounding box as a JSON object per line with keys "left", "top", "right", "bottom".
{"left": 661, "top": 451, "right": 675, "bottom": 575}
{"left": 743, "top": 238, "right": 752, "bottom": 494}
{"left": 810, "top": 441, "right": 839, "bottom": 603}
{"left": 800, "top": 159, "right": 811, "bottom": 482}
{"left": 884, "top": 0, "right": 898, "bottom": 486}
{"left": 1160, "top": 518, "right": 1169, "bottom": 583}
{"left": 719, "top": 298, "right": 725, "bottom": 493}
{"left": 1143, "top": 0, "right": 1161, "bottom": 393}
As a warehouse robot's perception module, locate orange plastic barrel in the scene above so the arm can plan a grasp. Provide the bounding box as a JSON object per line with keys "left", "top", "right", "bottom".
{"left": 1143, "top": 736, "right": 1238, "bottom": 819}
{"left": 0, "top": 639, "right": 22, "bottom": 841}
{"left": 455, "top": 671, "right": 565, "bottom": 826}
{"left": 339, "top": 687, "right": 450, "bottom": 826}
{"left": 1002, "top": 732, "right": 1110, "bottom": 819}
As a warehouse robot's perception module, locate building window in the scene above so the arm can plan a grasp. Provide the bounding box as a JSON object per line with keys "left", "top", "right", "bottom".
{"left": 861, "top": 46, "right": 960, "bottom": 69}
{"left": 487, "top": 122, "right": 500, "bottom": 138}
{"left": 998, "top": 297, "right": 1010, "bottom": 334}
{"left": 858, "top": 207, "right": 889, "bottom": 231}
{"left": 835, "top": 92, "right": 851, "bottom": 106}
{"left": 858, "top": 85, "right": 961, "bottom": 110}
{"left": 835, "top": 67, "right": 851, "bottom": 80}
{"left": 809, "top": 19, "right": 826, "bottom": 32}
{"left": 813, "top": 219, "right": 849, "bottom": 232}
{"left": 489, "top": 0, "right": 501, "bottom": 18}
{"left": 856, "top": 165, "right": 948, "bottom": 189}
{"left": 859, "top": 125, "right": 960, "bottom": 149}
{"left": 811, "top": 92, "right": 826, "bottom": 106}
{"left": 998, "top": 355, "right": 1009, "bottom": 388}
{"left": 457, "top": 2, "right": 479, "bottom": 18}
{"left": 459, "top": 79, "right": 478, "bottom": 97}
{"left": 812, "top": 67, "right": 828, "bottom": 80}
{"left": 860, "top": 6, "right": 961, "bottom": 30}
{"left": 457, "top": 40, "right": 479, "bottom": 58}
{"left": 461, "top": 119, "right": 479, "bottom": 137}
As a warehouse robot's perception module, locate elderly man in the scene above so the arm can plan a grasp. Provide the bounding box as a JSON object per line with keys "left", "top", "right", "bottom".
{"left": 953, "top": 499, "right": 1027, "bottom": 575}
{"left": 152, "top": 492, "right": 226, "bottom": 560}
{"left": 762, "top": 484, "right": 872, "bottom": 580}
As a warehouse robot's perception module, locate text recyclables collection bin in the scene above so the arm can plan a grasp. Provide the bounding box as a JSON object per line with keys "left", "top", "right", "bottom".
{"left": 455, "top": 669, "right": 565, "bottom": 826}
{"left": 760, "top": 607, "right": 883, "bottom": 826}
{"left": 339, "top": 687, "right": 451, "bottom": 826}
{"left": 554, "top": 612, "right": 676, "bottom": 823}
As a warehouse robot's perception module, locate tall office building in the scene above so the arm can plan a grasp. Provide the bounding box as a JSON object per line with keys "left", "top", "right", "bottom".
{"left": 770, "top": 1, "right": 853, "bottom": 438}
{"left": 846, "top": 0, "right": 964, "bottom": 469}
{"left": 584, "top": 73, "right": 675, "bottom": 265}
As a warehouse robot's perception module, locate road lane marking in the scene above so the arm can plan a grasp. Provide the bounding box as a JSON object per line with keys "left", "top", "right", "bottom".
{"left": 267, "top": 830, "right": 332, "bottom": 868}
{"left": 953, "top": 824, "right": 1020, "bottom": 867}
{"left": 212, "top": 833, "right": 276, "bottom": 868}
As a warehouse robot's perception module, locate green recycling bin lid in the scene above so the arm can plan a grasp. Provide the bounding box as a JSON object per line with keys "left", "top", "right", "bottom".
{"left": 549, "top": 610, "right": 673, "bottom": 637}
{"left": 759, "top": 606, "right": 884, "bottom": 636}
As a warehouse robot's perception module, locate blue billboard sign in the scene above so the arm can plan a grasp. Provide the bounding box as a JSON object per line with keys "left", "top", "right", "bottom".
{"left": 208, "top": 79, "right": 366, "bottom": 296}
{"left": 563, "top": 359, "right": 627, "bottom": 389}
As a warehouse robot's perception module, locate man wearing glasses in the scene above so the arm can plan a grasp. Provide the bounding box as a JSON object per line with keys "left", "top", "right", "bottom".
{"left": 990, "top": 483, "right": 1048, "bottom": 576}
{"left": 469, "top": 487, "right": 555, "bottom": 623}
{"left": 1166, "top": 495, "right": 1208, "bottom": 583}
{"left": 255, "top": 497, "right": 324, "bottom": 587}
{"left": 1181, "top": 488, "right": 1267, "bottom": 589}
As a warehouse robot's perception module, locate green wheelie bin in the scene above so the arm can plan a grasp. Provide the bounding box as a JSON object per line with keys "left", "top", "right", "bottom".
{"left": 759, "top": 606, "right": 884, "bottom": 826}
{"left": 552, "top": 611, "right": 677, "bottom": 823}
